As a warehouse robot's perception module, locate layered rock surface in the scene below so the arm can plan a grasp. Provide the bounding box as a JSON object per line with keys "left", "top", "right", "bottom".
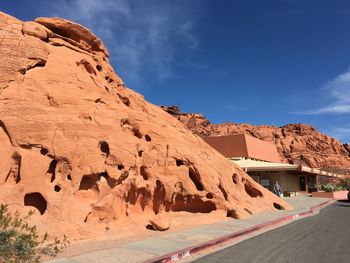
{"left": 162, "top": 106, "right": 350, "bottom": 172}
{"left": 0, "top": 13, "right": 290, "bottom": 239}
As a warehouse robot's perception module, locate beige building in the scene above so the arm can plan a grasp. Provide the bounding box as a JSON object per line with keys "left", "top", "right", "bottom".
{"left": 204, "top": 134, "right": 343, "bottom": 195}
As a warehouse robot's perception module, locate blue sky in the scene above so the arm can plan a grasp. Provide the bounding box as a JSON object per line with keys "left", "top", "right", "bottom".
{"left": 2, "top": 0, "right": 350, "bottom": 142}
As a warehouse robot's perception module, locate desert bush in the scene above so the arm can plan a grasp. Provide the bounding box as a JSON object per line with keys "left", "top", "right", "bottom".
{"left": 338, "top": 177, "right": 350, "bottom": 190}
{"left": 0, "top": 204, "right": 68, "bottom": 263}
{"left": 319, "top": 183, "right": 346, "bottom": 192}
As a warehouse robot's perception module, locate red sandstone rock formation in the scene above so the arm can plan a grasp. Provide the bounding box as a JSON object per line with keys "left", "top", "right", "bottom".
{"left": 161, "top": 106, "right": 350, "bottom": 171}
{"left": 0, "top": 13, "right": 290, "bottom": 239}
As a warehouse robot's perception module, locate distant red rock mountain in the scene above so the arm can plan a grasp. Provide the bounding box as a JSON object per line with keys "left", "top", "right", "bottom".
{"left": 161, "top": 106, "right": 350, "bottom": 173}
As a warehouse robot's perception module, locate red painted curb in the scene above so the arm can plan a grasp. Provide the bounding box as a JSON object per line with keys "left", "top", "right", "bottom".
{"left": 142, "top": 199, "right": 334, "bottom": 263}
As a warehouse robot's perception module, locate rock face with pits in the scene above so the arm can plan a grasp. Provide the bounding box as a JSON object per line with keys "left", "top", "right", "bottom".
{"left": 0, "top": 12, "right": 290, "bottom": 239}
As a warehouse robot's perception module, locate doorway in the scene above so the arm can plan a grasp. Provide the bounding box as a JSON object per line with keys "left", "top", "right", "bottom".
{"left": 299, "top": 176, "right": 306, "bottom": 191}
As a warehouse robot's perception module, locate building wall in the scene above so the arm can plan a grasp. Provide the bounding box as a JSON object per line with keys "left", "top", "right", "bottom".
{"left": 204, "top": 134, "right": 281, "bottom": 163}
{"left": 318, "top": 175, "right": 332, "bottom": 185}
{"left": 244, "top": 135, "right": 281, "bottom": 163}
{"left": 248, "top": 170, "right": 300, "bottom": 193}
{"left": 280, "top": 172, "right": 300, "bottom": 192}
{"left": 204, "top": 134, "right": 248, "bottom": 159}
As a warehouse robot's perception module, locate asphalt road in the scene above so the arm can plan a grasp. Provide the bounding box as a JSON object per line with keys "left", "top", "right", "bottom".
{"left": 193, "top": 201, "right": 350, "bottom": 263}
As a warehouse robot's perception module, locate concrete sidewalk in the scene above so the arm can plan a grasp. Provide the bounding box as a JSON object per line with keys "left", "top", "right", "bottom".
{"left": 47, "top": 196, "right": 333, "bottom": 263}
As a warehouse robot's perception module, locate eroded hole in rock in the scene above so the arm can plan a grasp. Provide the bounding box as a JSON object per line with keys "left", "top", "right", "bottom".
{"left": 84, "top": 212, "right": 92, "bottom": 223}
{"left": 18, "top": 144, "right": 32, "bottom": 149}
{"left": 40, "top": 148, "right": 48, "bottom": 155}
{"left": 19, "top": 68, "right": 27, "bottom": 75}
{"left": 36, "top": 24, "right": 78, "bottom": 45}
{"left": 99, "top": 141, "right": 110, "bottom": 156}
{"left": 145, "top": 135, "right": 152, "bottom": 142}
{"left": 5, "top": 152, "right": 21, "bottom": 184}
{"left": 67, "top": 174, "right": 72, "bottom": 181}
{"left": 188, "top": 167, "right": 204, "bottom": 191}
{"left": 218, "top": 183, "right": 228, "bottom": 201}
{"left": 132, "top": 128, "right": 142, "bottom": 139}
{"left": 18, "top": 59, "right": 46, "bottom": 75}
{"left": 244, "top": 182, "right": 263, "bottom": 198}
{"left": 232, "top": 173, "right": 239, "bottom": 184}
{"left": 273, "top": 203, "right": 284, "bottom": 210}
{"left": 24, "top": 193, "right": 47, "bottom": 215}
{"left": 95, "top": 98, "right": 105, "bottom": 104}
{"left": 79, "top": 174, "right": 100, "bottom": 191}
{"left": 47, "top": 95, "right": 58, "bottom": 107}
{"left": 176, "top": 160, "right": 184, "bottom": 167}
{"left": 54, "top": 185, "right": 61, "bottom": 192}
{"left": 146, "top": 224, "right": 156, "bottom": 231}
{"left": 33, "top": 59, "right": 46, "bottom": 67}
{"left": 206, "top": 193, "right": 214, "bottom": 199}
{"left": 138, "top": 150, "right": 143, "bottom": 157}
{"left": 101, "top": 172, "right": 118, "bottom": 188}
{"left": 153, "top": 180, "right": 166, "bottom": 215}
{"left": 140, "top": 166, "right": 149, "bottom": 180}
{"left": 120, "top": 119, "right": 139, "bottom": 136}
{"left": 47, "top": 160, "right": 58, "bottom": 183}
{"left": 127, "top": 184, "right": 151, "bottom": 211}
{"left": 117, "top": 94, "right": 131, "bottom": 106}
{"left": 105, "top": 76, "right": 114, "bottom": 83}
{"left": 96, "top": 65, "right": 102, "bottom": 71}
{"left": 120, "top": 119, "right": 129, "bottom": 127}
{"left": 244, "top": 208, "right": 253, "bottom": 214}
{"left": 117, "top": 171, "right": 129, "bottom": 185}
{"left": 227, "top": 209, "right": 238, "bottom": 219}
{"left": 77, "top": 59, "right": 96, "bottom": 75}
{"left": 117, "top": 164, "right": 124, "bottom": 170}
{"left": 79, "top": 173, "right": 117, "bottom": 190}
{"left": 170, "top": 195, "right": 216, "bottom": 213}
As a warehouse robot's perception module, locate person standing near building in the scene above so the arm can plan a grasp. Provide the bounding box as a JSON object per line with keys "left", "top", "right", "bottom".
{"left": 274, "top": 181, "right": 282, "bottom": 197}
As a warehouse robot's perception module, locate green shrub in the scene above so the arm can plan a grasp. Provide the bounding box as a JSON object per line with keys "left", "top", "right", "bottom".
{"left": 319, "top": 183, "right": 346, "bottom": 192}
{"left": 338, "top": 177, "right": 350, "bottom": 190}
{"left": 0, "top": 204, "right": 68, "bottom": 263}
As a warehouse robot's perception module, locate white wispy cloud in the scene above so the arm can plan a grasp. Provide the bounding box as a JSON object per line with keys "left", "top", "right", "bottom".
{"left": 323, "top": 127, "right": 350, "bottom": 142}
{"left": 299, "top": 68, "right": 350, "bottom": 115}
{"left": 47, "top": 0, "right": 201, "bottom": 88}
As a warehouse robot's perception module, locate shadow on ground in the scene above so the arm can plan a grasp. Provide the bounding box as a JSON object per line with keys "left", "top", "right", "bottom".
{"left": 334, "top": 200, "right": 350, "bottom": 207}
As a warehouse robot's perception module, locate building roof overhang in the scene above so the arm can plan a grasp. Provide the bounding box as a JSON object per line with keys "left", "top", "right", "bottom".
{"left": 231, "top": 158, "right": 344, "bottom": 178}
